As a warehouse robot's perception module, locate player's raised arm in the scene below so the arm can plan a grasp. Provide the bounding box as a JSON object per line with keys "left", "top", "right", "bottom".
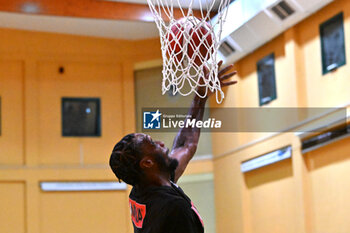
{"left": 170, "top": 61, "right": 237, "bottom": 183}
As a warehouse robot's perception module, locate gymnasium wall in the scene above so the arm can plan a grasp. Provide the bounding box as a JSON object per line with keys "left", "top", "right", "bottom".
{"left": 212, "top": 0, "right": 350, "bottom": 232}
{"left": 0, "top": 28, "right": 162, "bottom": 233}
{"left": 1, "top": 0, "right": 350, "bottom": 233}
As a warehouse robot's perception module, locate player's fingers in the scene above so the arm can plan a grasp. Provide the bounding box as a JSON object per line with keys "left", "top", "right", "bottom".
{"left": 218, "top": 60, "right": 223, "bottom": 70}
{"left": 220, "top": 71, "right": 237, "bottom": 81}
{"left": 219, "top": 64, "right": 234, "bottom": 76}
{"left": 222, "top": 80, "right": 238, "bottom": 87}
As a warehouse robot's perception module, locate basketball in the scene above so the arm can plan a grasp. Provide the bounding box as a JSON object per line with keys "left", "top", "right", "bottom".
{"left": 166, "top": 17, "right": 214, "bottom": 66}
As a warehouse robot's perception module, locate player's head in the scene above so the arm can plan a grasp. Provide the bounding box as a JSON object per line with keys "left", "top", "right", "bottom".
{"left": 109, "top": 133, "right": 178, "bottom": 186}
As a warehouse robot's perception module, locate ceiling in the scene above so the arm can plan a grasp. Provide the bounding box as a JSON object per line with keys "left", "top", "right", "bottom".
{"left": 0, "top": 11, "right": 159, "bottom": 40}
{"left": 0, "top": 0, "right": 222, "bottom": 40}
{"left": 106, "top": 0, "right": 222, "bottom": 10}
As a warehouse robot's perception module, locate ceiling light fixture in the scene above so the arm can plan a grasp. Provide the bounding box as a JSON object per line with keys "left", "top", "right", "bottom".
{"left": 140, "top": 12, "right": 155, "bottom": 22}
{"left": 21, "top": 3, "right": 40, "bottom": 14}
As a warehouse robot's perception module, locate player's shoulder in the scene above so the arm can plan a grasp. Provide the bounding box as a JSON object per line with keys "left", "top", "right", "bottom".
{"left": 130, "top": 185, "right": 183, "bottom": 202}
{"left": 152, "top": 186, "right": 189, "bottom": 209}
{"left": 152, "top": 186, "right": 186, "bottom": 203}
{"left": 167, "top": 197, "right": 190, "bottom": 210}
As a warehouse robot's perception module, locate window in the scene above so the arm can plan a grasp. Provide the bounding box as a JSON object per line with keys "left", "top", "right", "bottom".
{"left": 62, "top": 98, "right": 101, "bottom": 137}
{"left": 320, "top": 12, "right": 346, "bottom": 74}
{"left": 257, "top": 53, "right": 277, "bottom": 106}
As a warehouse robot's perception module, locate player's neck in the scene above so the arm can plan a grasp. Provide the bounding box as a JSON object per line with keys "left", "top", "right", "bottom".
{"left": 138, "top": 172, "right": 171, "bottom": 188}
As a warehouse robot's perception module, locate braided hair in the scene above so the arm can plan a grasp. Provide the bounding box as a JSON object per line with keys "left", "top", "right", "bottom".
{"left": 109, "top": 133, "right": 143, "bottom": 186}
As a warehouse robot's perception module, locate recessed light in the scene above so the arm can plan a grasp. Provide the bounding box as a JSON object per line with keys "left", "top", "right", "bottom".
{"left": 21, "top": 3, "right": 40, "bottom": 14}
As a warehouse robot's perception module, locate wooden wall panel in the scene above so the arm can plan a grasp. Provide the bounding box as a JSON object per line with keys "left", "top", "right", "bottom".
{"left": 244, "top": 159, "right": 297, "bottom": 233}
{"left": 213, "top": 1, "right": 350, "bottom": 232}
{"left": 214, "top": 133, "right": 306, "bottom": 233}
{"left": 297, "top": 0, "right": 350, "bottom": 107}
{"left": 0, "top": 24, "right": 163, "bottom": 233}
{"left": 0, "top": 60, "right": 24, "bottom": 164}
{"left": 0, "top": 27, "right": 162, "bottom": 233}
{"left": 39, "top": 191, "right": 127, "bottom": 233}
{"left": 0, "top": 182, "right": 25, "bottom": 233}
{"left": 214, "top": 154, "right": 244, "bottom": 233}
{"left": 37, "top": 61, "right": 123, "bottom": 165}
{"left": 305, "top": 137, "right": 350, "bottom": 233}
{"left": 211, "top": 32, "right": 300, "bottom": 155}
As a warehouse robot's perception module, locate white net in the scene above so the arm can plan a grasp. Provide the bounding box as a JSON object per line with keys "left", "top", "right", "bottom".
{"left": 147, "top": 0, "right": 231, "bottom": 103}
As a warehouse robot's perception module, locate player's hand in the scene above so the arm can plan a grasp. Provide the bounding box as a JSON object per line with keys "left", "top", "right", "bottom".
{"left": 197, "top": 61, "right": 237, "bottom": 98}
{"left": 217, "top": 60, "right": 237, "bottom": 88}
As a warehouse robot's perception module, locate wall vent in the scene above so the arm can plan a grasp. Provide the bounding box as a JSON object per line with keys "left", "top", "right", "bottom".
{"left": 219, "top": 41, "right": 236, "bottom": 57}
{"left": 271, "top": 0, "right": 295, "bottom": 20}
{"left": 213, "top": 0, "right": 334, "bottom": 64}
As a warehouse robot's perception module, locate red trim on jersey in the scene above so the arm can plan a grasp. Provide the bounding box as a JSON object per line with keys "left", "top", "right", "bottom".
{"left": 191, "top": 201, "right": 204, "bottom": 227}
{"left": 129, "top": 198, "right": 146, "bottom": 228}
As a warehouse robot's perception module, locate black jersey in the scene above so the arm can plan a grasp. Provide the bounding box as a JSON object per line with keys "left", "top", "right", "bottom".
{"left": 128, "top": 181, "right": 204, "bottom": 233}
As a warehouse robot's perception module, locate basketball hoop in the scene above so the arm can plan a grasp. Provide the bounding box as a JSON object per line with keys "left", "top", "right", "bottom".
{"left": 147, "top": 0, "right": 231, "bottom": 103}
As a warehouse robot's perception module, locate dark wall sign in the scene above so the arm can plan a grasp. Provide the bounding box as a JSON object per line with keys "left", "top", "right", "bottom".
{"left": 62, "top": 98, "right": 101, "bottom": 137}
{"left": 257, "top": 53, "right": 277, "bottom": 106}
{"left": 320, "top": 12, "right": 346, "bottom": 74}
